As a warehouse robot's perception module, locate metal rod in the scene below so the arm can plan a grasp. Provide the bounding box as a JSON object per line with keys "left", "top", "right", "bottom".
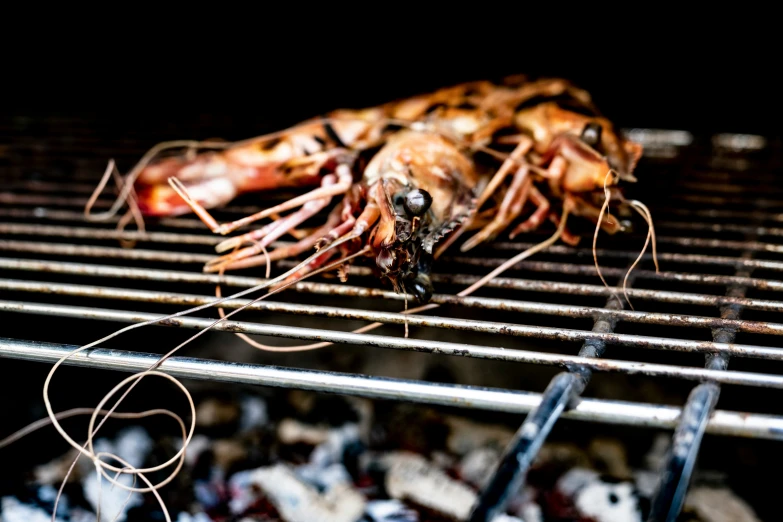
{"left": 4, "top": 300, "right": 783, "bottom": 387}
{"left": 470, "top": 282, "right": 626, "bottom": 521}
{"left": 661, "top": 208, "right": 783, "bottom": 223}
{"left": 0, "top": 240, "right": 214, "bottom": 264}
{"left": 0, "top": 223, "right": 221, "bottom": 245}
{"left": 649, "top": 261, "right": 752, "bottom": 521}
{"left": 656, "top": 221, "right": 783, "bottom": 238}
{"left": 1, "top": 337, "right": 781, "bottom": 439}
{"left": 4, "top": 277, "right": 783, "bottom": 336}
{"left": 469, "top": 373, "right": 575, "bottom": 522}
{"left": 0, "top": 208, "right": 211, "bottom": 230}
{"left": 6, "top": 234, "right": 782, "bottom": 296}
{"left": 0, "top": 193, "right": 112, "bottom": 208}
{"left": 457, "top": 249, "right": 783, "bottom": 272}
{"left": 648, "top": 384, "right": 719, "bottom": 522}
{"left": 8, "top": 212, "right": 783, "bottom": 260}
{"left": 4, "top": 257, "right": 781, "bottom": 311}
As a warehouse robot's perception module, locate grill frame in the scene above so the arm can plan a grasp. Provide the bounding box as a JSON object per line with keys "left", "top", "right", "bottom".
{"left": 1, "top": 119, "right": 781, "bottom": 521}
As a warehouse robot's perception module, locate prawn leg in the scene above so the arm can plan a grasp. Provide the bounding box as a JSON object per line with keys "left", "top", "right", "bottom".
{"left": 509, "top": 184, "right": 550, "bottom": 238}
{"left": 473, "top": 136, "right": 533, "bottom": 209}
{"left": 460, "top": 166, "right": 532, "bottom": 252}
{"left": 549, "top": 209, "right": 581, "bottom": 246}
{"left": 569, "top": 194, "right": 625, "bottom": 235}
{"left": 205, "top": 208, "right": 345, "bottom": 272}
{"left": 204, "top": 175, "right": 339, "bottom": 272}
{"left": 169, "top": 161, "right": 354, "bottom": 236}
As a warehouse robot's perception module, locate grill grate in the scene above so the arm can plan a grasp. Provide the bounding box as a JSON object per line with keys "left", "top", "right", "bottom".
{"left": 1, "top": 117, "right": 782, "bottom": 520}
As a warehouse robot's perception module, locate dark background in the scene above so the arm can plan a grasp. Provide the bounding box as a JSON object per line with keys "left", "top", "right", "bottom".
{"left": 4, "top": 30, "right": 781, "bottom": 139}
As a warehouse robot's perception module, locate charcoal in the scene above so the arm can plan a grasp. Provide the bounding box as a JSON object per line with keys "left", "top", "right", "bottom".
{"left": 444, "top": 416, "right": 513, "bottom": 456}
{"left": 234, "top": 463, "right": 366, "bottom": 522}
{"left": 278, "top": 418, "right": 332, "bottom": 446}
{"left": 364, "top": 499, "right": 418, "bottom": 521}
{"left": 379, "top": 452, "right": 477, "bottom": 521}
{"left": 682, "top": 487, "right": 761, "bottom": 522}
{"left": 457, "top": 447, "right": 499, "bottom": 489}
{"left": 554, "top": 468, "right": 643, "bottom": 522}
{"left": 196, "top": 397, "right": 240, "bottom": 434}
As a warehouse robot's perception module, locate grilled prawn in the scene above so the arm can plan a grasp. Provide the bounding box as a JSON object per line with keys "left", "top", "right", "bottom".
{"left": 123, "top": 76, "right": 646, "bottom": 303}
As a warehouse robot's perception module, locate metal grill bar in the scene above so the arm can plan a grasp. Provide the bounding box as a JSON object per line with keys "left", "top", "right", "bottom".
{"left": 663, "top": 208, "right": 783, "bottom": 223}
{"left": 458, "top": 250, "right": 783, "bottom": 272}
{"left": 0, "top": 208, "right": 209, "bottom": 230}
{"left": 649, "top": 248, "right": 756, "bottom": 520}
{"left": 7, "top": 239, "right": 783, "bottom": 300}
{"left": 7, "top": 217, "right": 783, "bottom": 260}
{"left": 2, "top": 337, "right": 780, "bottom": 439}
{"left": 4, "top": 300, "right": 783, "bottom": 388}
{"left": 656, "top": 221, "right": 783, "bottom": 237}
{"left": 3, "top": 277, "right": 783, "bottom": 339}
{"left": 5, "top": 258, "right": 779, "bottom": 311}
{"left": 471, "top": 267, "right": 634, "bottom": 521}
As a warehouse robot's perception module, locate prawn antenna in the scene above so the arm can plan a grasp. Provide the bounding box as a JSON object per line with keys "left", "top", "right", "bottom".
{"left": 593, "top": 170, "right": 624, "bottom": 308}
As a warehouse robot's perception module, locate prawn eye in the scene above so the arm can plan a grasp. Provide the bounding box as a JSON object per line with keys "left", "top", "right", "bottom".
{"left": 406, "top": 273, "right": 434, "bottom": 303}
{"left": 403, "top": 189, "right": 433, "bottom": 217}
{"left": 580, "top": 122, "right": 603, "bottom": 147}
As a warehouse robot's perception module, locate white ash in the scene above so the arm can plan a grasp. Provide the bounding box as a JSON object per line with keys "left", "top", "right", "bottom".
{"left": 239, "top": 463, "right": 366, "bottom": 522}
{"left": 277, "top": 418, "right": 332, "bottom": 446}
{"left": 380, "top": 452, "right": 477, "bottom": 521}
{"left": 517, "top": 503, "right": 543, "bottom": 522}
{"left": 176, "top": 512, "right": 212, "bottom": 522}
{"left": 458, "top": 447, "right": 499, "bottom": 489}
{"left": 684, "top": 487, "right": 761, "bottom": 522}
{"left": 82, "top": 427, "right": 153, "bottom": 522}
{"left": 239, "top": 395, "right": 268, "bottom": 433}
{"left": 296, "top": 462, "right": 353, "bottom": 492}
{"left": 364, "top": 499, "right": 418, "bottom": 521}
{"left": 633, "top": 470, "right": 659, "bottom": 499}
{"left": 557, "top": 468, "right": 641, "bottom": 522}
{"left": 489, "top": 515, "right": 524, "bottom": 522}
{"left": 1, "top": 496, "right": 67, "bottom": 522}
{"left": 194, "top": 466, "right": 225, "bottom": 511}
{"left": 573, "top": 482, "right": 641, "bottom": 522}
{"left": 227, "top": 469, "right": 257, "bottom": 515}
{"left": 309, "top": 424, "right": 360, "bottom": 468}
{"left": 182, "top": 434, "right": 211, "bottom": 468}
{"left": 506, "top": 487, "right": 543, "bottom": 522}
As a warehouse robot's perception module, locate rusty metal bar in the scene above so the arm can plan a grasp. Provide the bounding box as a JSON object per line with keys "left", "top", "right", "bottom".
{"left": 0, "top": 208, "right": 208, "bottom": 230}
{"left": 471, "top": 264, "right": 635, "bottom": 521}
{"left": 3, "top": 277, "right": 783, "bottom": 338}
{"left": 6, "top": 216, "right": 783, "bottom": 258}
{"left": 0, "top": 223, "right": 220, "bottom": 245}
{"left": 3, "top": 300, "right": 783, "bottom": 387}
{"left": 469, "top": 247, "right": 783, "bottom": 272}
{"left": 2, "top": 258, "right": 783, "bottom": 314}
{"left": 649, "top": 249, "right": 756, "bottom": 521}
{"left": 1, "top": 337, "right": 781, "bottom": 439}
